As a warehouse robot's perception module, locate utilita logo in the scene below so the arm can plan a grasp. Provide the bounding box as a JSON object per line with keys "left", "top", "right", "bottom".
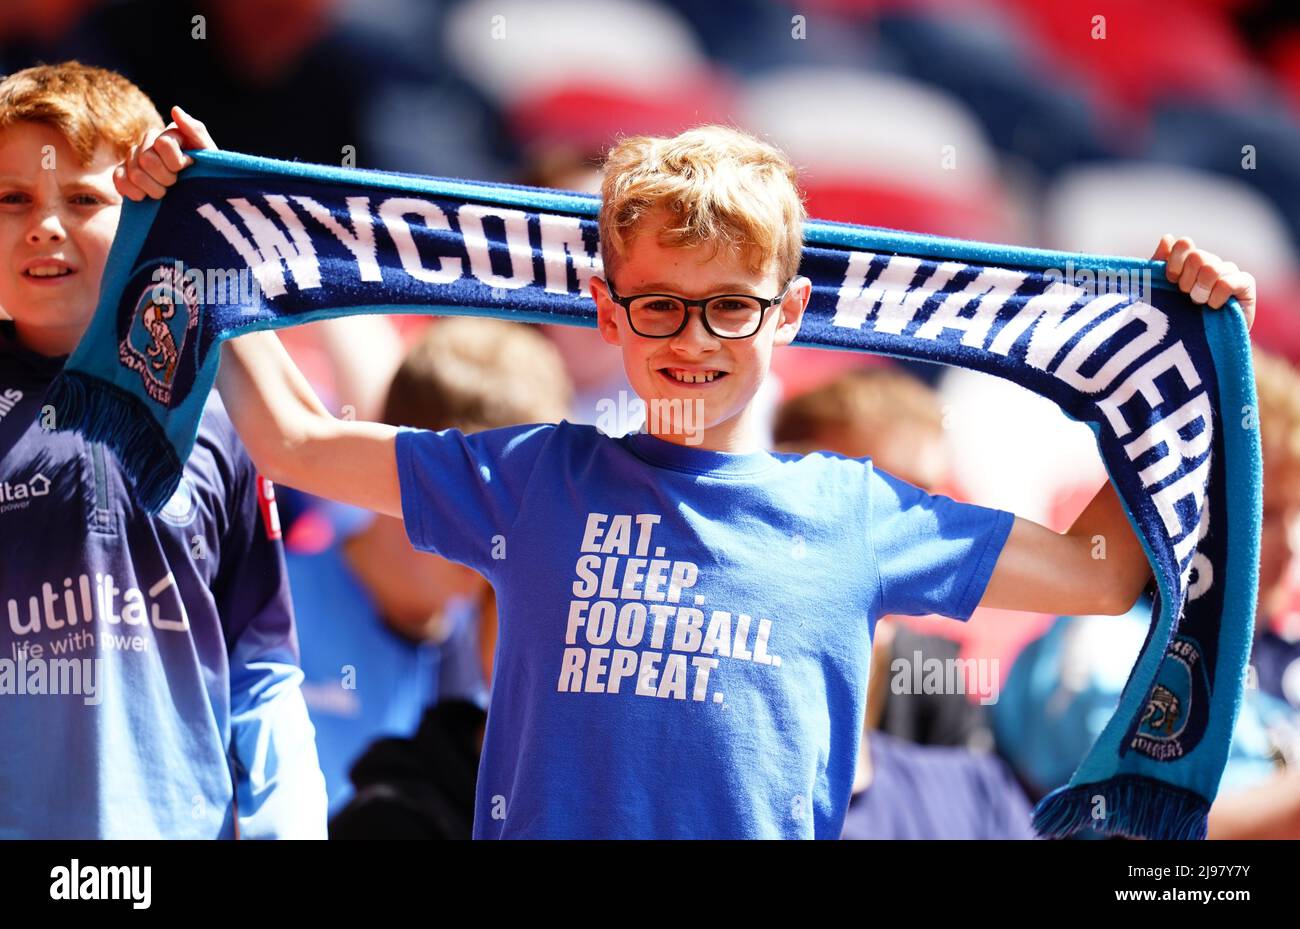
{"left": 6, "top": 569, "right": 191, "bottom": 637}
{"left": 0, "top": 471, "right": 50, "bottom": 505}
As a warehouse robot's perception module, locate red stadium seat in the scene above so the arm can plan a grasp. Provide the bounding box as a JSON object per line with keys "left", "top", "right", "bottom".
{"left": 1272, "top": 29, "right": 1300, "bottom": 119}
{"left": 1003, "top": 0, "right": 1254, "bottom": 115}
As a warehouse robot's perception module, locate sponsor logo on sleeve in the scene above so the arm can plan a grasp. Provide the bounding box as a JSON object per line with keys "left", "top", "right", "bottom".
{"left": 257, "top": 475, "right": 281, "bottom": 540}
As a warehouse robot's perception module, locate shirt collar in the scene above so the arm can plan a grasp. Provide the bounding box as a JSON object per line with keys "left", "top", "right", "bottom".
{"left": 0, "top": 321, "right": 68, "bottom": 380}
{"left": 620, "top": 428, "right": 778, "bottom": 478}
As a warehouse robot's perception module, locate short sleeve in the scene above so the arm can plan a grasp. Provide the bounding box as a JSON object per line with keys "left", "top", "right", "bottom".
{"left": 395, "top": 422, "right": 556, "bottom": 574}
{"left": 868, "top": 465, "right": 1014, "bottom": 620}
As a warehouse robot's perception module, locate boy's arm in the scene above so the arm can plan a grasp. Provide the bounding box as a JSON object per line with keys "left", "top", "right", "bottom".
{"left": 979, "top": 237, "right": 1255, "bottom": 616}
{"left": 1207, "top": 770, "right": 1300, "bottom": 839}
{"left": 120, "top": 109, "right": 402, "bottom": 518}
{"left": 217, "top": 330, "right": 402, "bottom": 518}
{"left": 978, "top": 491, "right": 1150, "bottom": 616}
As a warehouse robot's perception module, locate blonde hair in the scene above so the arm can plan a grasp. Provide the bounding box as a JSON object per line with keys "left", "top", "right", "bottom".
{"left": 599, "top": 124, "right": 806, "bottom": 284}
{"left": 0, "top": 61, "right": 164, "bottom": 164}
{"left": 382, "top": 318, "right": 573, "bottom": 433}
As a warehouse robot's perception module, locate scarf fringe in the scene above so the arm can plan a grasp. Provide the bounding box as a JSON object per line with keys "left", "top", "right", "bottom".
{"left": 1032, "top": 776, "right": 1209, "bottom": 840}
{"left": 45, "top": 369, "right": 182, "bottom": 512}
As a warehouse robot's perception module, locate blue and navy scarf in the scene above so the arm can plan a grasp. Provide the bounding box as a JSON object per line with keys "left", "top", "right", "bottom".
{"left": 48, "top": 150, "right": 1260, "bottom": 840}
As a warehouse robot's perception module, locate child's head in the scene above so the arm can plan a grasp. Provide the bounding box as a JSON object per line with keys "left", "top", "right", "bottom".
{"left": 0, "top": 61, "right": 163, "bottom": 356}
{"left": 773, "top": 366, "right": 949, "bottom": 491}
{"left": 591, "top": 125, "right": 810, "bottom": 448}
{"left": 382, "top": 317, "right": 573, "bottom": 432}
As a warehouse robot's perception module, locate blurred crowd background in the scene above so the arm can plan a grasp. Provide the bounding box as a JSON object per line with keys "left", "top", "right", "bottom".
{"left": 4, "top": 0, "right": 1300, "bottom": 838}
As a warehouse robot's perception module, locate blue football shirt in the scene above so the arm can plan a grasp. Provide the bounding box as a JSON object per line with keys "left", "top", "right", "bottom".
{"left": 397, "top": 421, "right": 1014, "bottom": 838}
{"left": 0, "top": 332, "right": 326, "bottom": 838}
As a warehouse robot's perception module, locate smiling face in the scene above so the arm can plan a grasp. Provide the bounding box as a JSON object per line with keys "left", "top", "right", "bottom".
{"left": 0, "top": 122, "right": 122, "bottom": 357}
{"left": 593, "top": 207, "right": 810, "bottom": 452}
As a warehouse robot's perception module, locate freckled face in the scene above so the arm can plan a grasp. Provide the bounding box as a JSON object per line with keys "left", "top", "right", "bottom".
{"left": 0, "top": 123, "right": 122, "bottom": 356}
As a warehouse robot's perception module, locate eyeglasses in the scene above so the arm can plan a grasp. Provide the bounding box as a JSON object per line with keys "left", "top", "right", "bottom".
{"left": 604, "top": 278, "right": 793, "bottom": 339}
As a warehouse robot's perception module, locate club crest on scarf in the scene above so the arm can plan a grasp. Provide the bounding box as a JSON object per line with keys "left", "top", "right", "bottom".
{"left": 1131, "top": 635, "right": 1210, "bottom": 761}
{"left": 118, "top": 261, "right": 201, "bottom": 406}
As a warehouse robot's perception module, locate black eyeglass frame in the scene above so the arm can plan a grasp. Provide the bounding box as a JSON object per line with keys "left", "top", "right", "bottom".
{"left": 603, "top": 278, "right": 795, "bottom": 340}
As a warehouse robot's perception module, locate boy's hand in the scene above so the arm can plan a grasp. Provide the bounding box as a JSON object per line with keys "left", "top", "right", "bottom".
{"left": 1153, "top": 235, "right": 1256, "bottom": 332}
{"left": 115, "top": 105, "right": 217, "bottom": 201}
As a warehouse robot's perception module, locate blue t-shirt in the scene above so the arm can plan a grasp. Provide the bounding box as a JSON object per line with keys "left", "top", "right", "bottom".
{"left": 288, "top": 539, "right": 487, "bottom": 811}
{"left": 396, "top": 421, "right": 1014, "bottom": 838}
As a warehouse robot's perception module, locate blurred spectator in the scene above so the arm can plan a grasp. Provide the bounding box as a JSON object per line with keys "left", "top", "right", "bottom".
{"left": 842, "top": 726, "right": 1036, "bottom": 838}
{"left": 274, "top": 315, "right": 407, "bottom": 545}
{"left": 289, "top": 318, "right": 572, "bottom": 819}
{"left": 992, "top": 597, "right": 1299, "bottom": 835}
{"left": 329, "top": 696, "right": 488, "bottom": 839}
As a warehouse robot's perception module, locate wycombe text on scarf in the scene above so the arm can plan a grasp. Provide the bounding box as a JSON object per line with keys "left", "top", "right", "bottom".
{"left": 191, "top": 193, "right": 1214, "bottom": 595}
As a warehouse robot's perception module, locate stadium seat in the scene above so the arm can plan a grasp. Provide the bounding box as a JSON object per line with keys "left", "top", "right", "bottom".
{"left": 740, "top": 66, "right": 1014, "bottom": 239}
{"left": 876, "top": 10, "right": 1116, "bottom": 178}
{"left": 1043, "top": 160, "right": 1300, "bottom": 362}
{"left": 442, "top": 0, "right": 708, "bottom": 105}
{"left": 1042, "top": 161, "right": 1295, "bottom": 283}
{"left": 1002, "top": 0, "right": 1255, "bottom": 114}
{"left": 1148, "top": 101, "right": 1300, "bottom": 250}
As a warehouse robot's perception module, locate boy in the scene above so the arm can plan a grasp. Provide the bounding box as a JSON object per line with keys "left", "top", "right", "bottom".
{"left": 0, "top": 62, "right": 326, "bottom": 838}
{"left": 127, "top": 121, "right": 1255, "bottom": 838}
